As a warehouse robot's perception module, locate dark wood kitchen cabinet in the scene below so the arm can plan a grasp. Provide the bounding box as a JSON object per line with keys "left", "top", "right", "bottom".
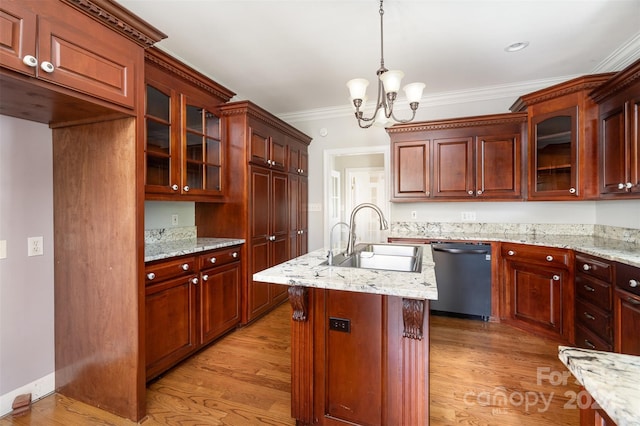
{"left": 511, "top": 73, "right": 614, "bottom": 200}
{"left": 196, "top": 101, "right": 312, "bottom": 324}
{"left": 590, "top": 58, "right": 640, "bottom": 198}
{"left": 613, "top": 261, "right": 640, "bottom": 356}
{"left": 574, "top": 253, "right": 614, "bottom": 351}
{"left": 387, "top": 113, "right": 526, "bottom": 201}
{"left": 500, "top": 243, "right": 574, "bottom": 342}
{"left": 144, "top": 48, "right": 235, "bottom": 200}
{"left": 145, "top": 245, "right": 242, "bottom": 381}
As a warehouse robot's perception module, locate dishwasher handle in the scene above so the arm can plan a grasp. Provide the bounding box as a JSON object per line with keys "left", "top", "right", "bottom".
{"left": 432, "top": 247, "right": 489, "bottom": 255}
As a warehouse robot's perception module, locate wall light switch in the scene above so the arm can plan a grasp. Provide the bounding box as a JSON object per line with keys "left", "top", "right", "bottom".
{"left": 171, "top": 214, "right": 179, "bottom": 226}
{"left": 28, "top": 236, "right": 44, "bottom": 257}
{"left": 0, "top": 240, "right": 6, "bottom": 259}
{"left": 411, "top": 211, "right": 417, "bottom": 220}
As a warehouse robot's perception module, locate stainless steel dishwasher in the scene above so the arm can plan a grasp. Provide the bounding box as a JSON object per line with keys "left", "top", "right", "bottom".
{"left": 431, "top": 242, "right": 492, "bottom": 321}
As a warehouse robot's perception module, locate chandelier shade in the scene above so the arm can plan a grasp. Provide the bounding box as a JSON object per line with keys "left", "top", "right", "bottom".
{"left": 347, "top": 0, "right": 425, "bottom": 128}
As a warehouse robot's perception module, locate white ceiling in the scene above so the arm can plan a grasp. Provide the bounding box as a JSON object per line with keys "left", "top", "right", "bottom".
{"left": 118, "top": 0, "right": 640, "bottom": 119}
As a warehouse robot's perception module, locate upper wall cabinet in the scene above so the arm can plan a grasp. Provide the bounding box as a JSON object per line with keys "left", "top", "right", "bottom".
{"left": 144, "top": 48, "right": 235, "bottom": 201}
{"left": 387, "top": 113, "right": 527, "bottom": 202}
{"left": 590, "top": 59, "right": 640, "bottom": 199}
{"left": 511, "top": 74, "right": 614, "bottom": 201}
{"left": 0, "top": 0, "right": 165, "bottom": 124}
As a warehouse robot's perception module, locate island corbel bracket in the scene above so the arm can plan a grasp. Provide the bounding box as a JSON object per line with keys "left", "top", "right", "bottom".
{"left": 288, "top": 284, "right": 308, "bottom": 322}
{"left": 402, "top": 298, "right": 425, "bottom": 340}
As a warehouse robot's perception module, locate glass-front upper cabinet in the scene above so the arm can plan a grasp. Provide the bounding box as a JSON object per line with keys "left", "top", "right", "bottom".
{"left": 530, "top": 107, "right": 578, "bottom": 198}
{"left": 144, "top": 48, "right": 234, "bottom": 201}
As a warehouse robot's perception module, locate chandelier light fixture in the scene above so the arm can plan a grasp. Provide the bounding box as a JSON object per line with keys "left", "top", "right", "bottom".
{"left": 347, "top": 0, "right": 425, "bottom": 128}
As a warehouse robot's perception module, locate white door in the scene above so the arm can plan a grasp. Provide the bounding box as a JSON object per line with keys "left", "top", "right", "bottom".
{"left": 345, "top": 167, "right": 387, "bottom": 244}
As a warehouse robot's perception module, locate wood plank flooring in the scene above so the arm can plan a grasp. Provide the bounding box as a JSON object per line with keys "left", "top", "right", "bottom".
{"left": 1, "top": 303, "right": 581, "bottom": 425}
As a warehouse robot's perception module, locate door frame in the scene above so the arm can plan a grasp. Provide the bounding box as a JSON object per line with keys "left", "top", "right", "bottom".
{"left": 323, "top": 145, "right": 390, "bottom": 249}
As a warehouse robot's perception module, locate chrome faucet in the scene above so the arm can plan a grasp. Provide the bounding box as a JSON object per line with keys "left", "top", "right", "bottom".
{"left": 327, "top": 221, "right": 350, "bottom": 266}
{"left": 346, "top": 203, "right": 389, "bottom": 256}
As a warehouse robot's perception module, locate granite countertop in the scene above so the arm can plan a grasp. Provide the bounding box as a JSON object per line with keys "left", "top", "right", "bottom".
{"left": 389, "top": 225, "right": 640, "bottom": 268}
{"left": 145, "top": 237, "right": 245, "bottom": 262}
{"left": 253, "top": 246, "right": 438, "bottom": 300}
{"left": 559, "top": 346, "right": 640, "bottom": 425}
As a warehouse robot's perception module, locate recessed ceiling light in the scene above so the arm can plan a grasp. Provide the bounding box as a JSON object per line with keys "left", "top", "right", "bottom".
{"left": 505, "top": 41, "right": 529, "bottom": 52}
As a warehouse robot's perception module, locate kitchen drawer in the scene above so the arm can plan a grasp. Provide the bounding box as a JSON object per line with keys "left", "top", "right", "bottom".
{"left": 145, "top": 256, "right": 197, "bottom": 284}
{"left": 616, "top": 262, "right": 640, "bottom": 298}
{"left": 575, "top": 298, "right": 611, "bottom": 343}
{"left": 575, "top": 275, "right": 612, "bottom": 311}
{"left": 199, "top": 246, "right": 241, "bottom": 270}
{"left": 501, "top": 243, "right": 570, "bottom": 268}
{"left": 575, "top": 253, "right": 613, "bottom": 283}
{"left": 575, "top": 323, "right": 613, "bottom": 352}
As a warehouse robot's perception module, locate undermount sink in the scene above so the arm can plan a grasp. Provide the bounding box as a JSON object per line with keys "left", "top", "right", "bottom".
{"left": 322, "top": 243, "right": 423, "bottom": 273}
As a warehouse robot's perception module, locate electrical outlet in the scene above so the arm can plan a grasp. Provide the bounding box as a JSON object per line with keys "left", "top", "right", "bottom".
{"left": 329, "top": 317, "right": 351, "bottom": 333}
{"left": 411, "top": 211, "right": 417, "bottom": 220}
{"left": 28, "top": 236, "right": 43, "bottom": 256}
{"left": 461, "top": 211, "right": 477, "bottom": 221}
{"left": 0, "top": 240, "right": 6, "bottom": 259}
{"left": 171, "top": 214, "right": 179, "bottom": 226}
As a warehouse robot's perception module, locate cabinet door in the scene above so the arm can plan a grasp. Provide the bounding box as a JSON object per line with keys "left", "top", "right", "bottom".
{"left": 270, "top": 134, "right": 287, "bottom": 170}
{"left": 392, "top": 140, "right": 430, "bottom": 200}
{"left": 250, "top": 126, "right": 271, "bottom": 167}
{"left": 504, "top": 260, "right": 572, "bottom": 340}
{"left": 600, "top": 106, "right": 627, "bottom": 195}
{"left": 0, "top": 1, "right": 37, "bottom": 76}
{"left": 629, "top": 96, "right": 640, "bottom": 194}
{"left": 145, "top": 83, "right": 179, "bottom": 192}
{"left": 182, "top": 96, "right": 223, "bottom": 196}
{"left": 433, "top": 137, "right": 474, "bottom": 198}
{"left": 614, "top": 289, "right": 640, "bottom": 356}
{"left": 529, "top": 107, "right": 579, "bottom": 199}
{"left": 476, "top": 134, "right": 521, "bottom": 198}
{"left": 145, "top": 275, "right": 198, "bottom": 380}
{"left": 200, "top": 263, "right": 240, "bottom": 345}
{"left": 38, "top": 6, "right": 137, "bottom": 109}
{"left": 289, "top": 174, "right": 301, "bottom": 259}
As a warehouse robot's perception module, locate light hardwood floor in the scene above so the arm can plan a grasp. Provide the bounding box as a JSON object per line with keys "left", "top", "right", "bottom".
{"left": 1, "top": 303, "right": 581, "bottom": 425}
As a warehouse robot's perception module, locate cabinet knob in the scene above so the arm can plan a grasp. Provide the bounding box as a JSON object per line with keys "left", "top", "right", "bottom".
{"left": 552, "top": 275, "right": 560, "bottom": 281}
{"left": 210, "top": 257, "right": 217, "bottom": 264}
{"left": 270, "top": 235, "right": 276, "bottom": 241}
{"left": 546, "top": 255, "right": 553, "bottom": 262}
{"left": 477, "top": 190, "right": 483, "bottom": 195}
{"left": 231, "top": 252, "right": 238, "bottom": 258}
{"left": 183, "top": 185, "right": 190, "bottom": 192}
{"left": 181, "top": 263, "right": 190, "bottom": 271}
{"left": 583, "top": 312, "right": 596, "bottom": 321}
{"left": 569, "top": 187, "right": 576, "bottom": 194}
{"left": 267, "top": 159, "right": 272, "bottom": 165}
{"left": 171, "top": 184, "right": 179, "bottom": 191}
{"left": 630, "top": 279, "right": 639, "bottom": 288}
{"left": 468, "top": 190, "right": 474, "bottom": 195}
{"left": 191, "top": 277, "right": 199, "bottom": 285}
{"left": 507, "top": 250, "right": 515, "bottom": 256}
{"left": 202, "top": 274, "right": 209, "bottom": 281}
{"left": 582, "top": 264, "right": 591, "bottom": 271}
{"left": 146, "top": 272, "right": 156, "bottom": 280}
{"left": 22, "top": 55, "right": 38, "bottom": 67}
{"left": 626, "top": 182, "right": 633, "bottom": 189}
{"left": 40, "top": 61, "right": 55, "bottom": 73}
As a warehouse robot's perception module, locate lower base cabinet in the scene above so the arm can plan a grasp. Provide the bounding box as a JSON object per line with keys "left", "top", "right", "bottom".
{"left": 579, "top": 387, "right": 617, "bottom": 426}
{"left": 145, "top": 245, "right": 242, "bottom": 380}
{"left": 614, "top": 261, "right": 640, "bottom": 355}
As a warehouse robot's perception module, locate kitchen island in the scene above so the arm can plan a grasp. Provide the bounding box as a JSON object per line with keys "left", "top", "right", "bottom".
{"left": 254, "top": 246, "right": 437, "bottom": 426}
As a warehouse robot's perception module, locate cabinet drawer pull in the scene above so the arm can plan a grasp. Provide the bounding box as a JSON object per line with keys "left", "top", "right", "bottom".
{"left": 202, "top": 274, "right": 209, "bottom": 281}
{"left": 191, "top": 277, "right": 199, "bottom": 285}
{"left": 627, "top": 297, "right": 640, "bottom": 305}
{"left": 507, "top": 250, "right": 515, "bottom": 256}
{"left": 583, "top": 284, "right": 595, "bottom": 292}
{"left": 630, "top": 279, "right": 639, "bottom": 288}
{"left": 210, "top": 257, "right": 217, "bottom": 264}
{"left": 582, "top": 263, "right": 591, "bottom": 271}
{"left": 23, "top": 55, "right": 38, "bottom": 67}
{"left": 584, "top": 339, "right": 596, "bottom": 349}
{"left": 569, "top": 187, "right": 576, "bottom": 194}
{"left": 467, "top": 190, "right": 474, "bottom": 195}
{"left": 546, "top": 255, "right": 553, "bottom": 262}
{"left": 583, "top": 312, "right": 596, "bottom": 321}
{"left": 231, "top": 252, "right": 238, "bottom": 258}
{"left": 181, "top": 263, "right": 190, "bottom": 271}
{"left": 552, "top": 275, "right": 560, "bottom": 281}
{"left": 147, "top": 272, "right": 156, "bottom": 280}
{"left": 40, "top": 61, "right": 55, "bottom": 73}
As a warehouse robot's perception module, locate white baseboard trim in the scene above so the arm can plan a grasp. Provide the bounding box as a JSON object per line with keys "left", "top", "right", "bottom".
{"left": 0, "top": 373, "right": 55, "bottom": 417}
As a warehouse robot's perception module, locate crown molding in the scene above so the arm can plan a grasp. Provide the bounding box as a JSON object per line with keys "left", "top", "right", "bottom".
{"left": 590, "top": 31, "right": 640, "bottom": 73}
